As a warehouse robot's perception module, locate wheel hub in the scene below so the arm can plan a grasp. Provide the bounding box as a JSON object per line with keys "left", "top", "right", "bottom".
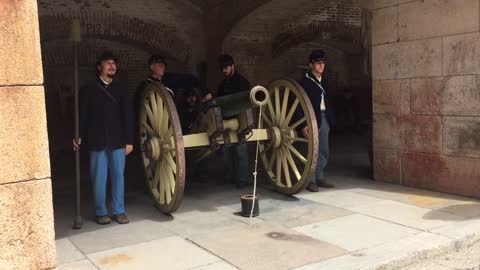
{"left": 144, "top": 137, "right": 163, "bottom": 160}
{"left": 270, "top": 126, "right": 283, "bottom": 148}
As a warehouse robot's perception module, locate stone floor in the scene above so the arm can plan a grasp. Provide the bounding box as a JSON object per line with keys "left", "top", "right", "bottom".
{"left": 51, "top": 135, "right": 480, "bottom": 270}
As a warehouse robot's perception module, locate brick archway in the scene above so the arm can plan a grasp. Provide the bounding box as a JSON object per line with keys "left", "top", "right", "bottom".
{"left": 40, "top": 11, "right": 191, "bottom": 64}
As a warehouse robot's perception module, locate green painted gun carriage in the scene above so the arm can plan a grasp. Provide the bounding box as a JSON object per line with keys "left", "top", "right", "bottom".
{"left": 138, "top": 78, "right": 319, "bottom": 214}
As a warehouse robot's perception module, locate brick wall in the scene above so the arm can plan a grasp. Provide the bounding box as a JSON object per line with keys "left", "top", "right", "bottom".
{"left": 371, "top": 0, "right": 480, "bottom": 198}
{"left": 222, "top": 0, "right": 368, "bottom": 92}
{"left": 38, "top": 0, "right": 205, "bottom": 152}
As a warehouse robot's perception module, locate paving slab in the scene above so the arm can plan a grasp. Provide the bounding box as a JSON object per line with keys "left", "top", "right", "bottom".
{"left": 259, "top": 203, "right": 354, "bottom": 228}
{"left": 87, "top": 236, "right": 221, "bottom": 270}
{"left": 293, "top": 232, "right": 453, "bottom": 270}
{"left": 188, "top": 223, "right": 347, "bottom": 270}
{"left": 189, "top": 261, "right": 239, "bottom": 270}
{"left": 296, "top": 189, "right": 387, "bottom": 211}
{"left": 432, "top": 218, "right": 480, "bottom": 240}
{"left": 332, "top": 179, "right": 479, "bottom": 210}
{"left": 431, "top": 202, "right": 480, "bottom": 218}
{"left": 349, "top": 200, "right": 465, "bottom": 230}
{"left": 57, "top": 259, "right": 98, "bottom": 270}
{"left": 69, "top": 220, "right": 174, "bottom": 253}
{"left": 164, "top": 211, "right": 243, "bottom": 237}
{"left": 56, "top": 238, "right": 86, "bottom": 265}
{"left": 294, "top": 214, "right": 420, "bottom": 252}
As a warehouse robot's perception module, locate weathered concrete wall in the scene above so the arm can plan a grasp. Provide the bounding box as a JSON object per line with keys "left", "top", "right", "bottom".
{"left": 371, "top": 0, "right": 480, "bottom": 198}
{"left": 0, "top": 0, "right": 56, "bottom": 269}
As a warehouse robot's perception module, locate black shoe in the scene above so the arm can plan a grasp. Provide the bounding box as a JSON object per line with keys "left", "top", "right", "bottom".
{"left": 317, "top": 180, "right": 334, "bottom": 188}
{"left": 112, "top": 213, "right": 130, "bottom": 224}
{"left": 306, "top": 182, "right": 319, "bottom": 192}
{"left": 95, "top": 215, "right": 111, "bottom": 225}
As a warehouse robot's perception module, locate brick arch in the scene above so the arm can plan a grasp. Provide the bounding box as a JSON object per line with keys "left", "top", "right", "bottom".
{"left": 271, "top": 21, "right": 362, "bottom": 57}
{"left": 39, "top": 11, "right": 191, "bottom": 64}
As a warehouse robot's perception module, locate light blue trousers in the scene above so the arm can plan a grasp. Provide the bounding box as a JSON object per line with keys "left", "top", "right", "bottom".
{"left": 89, "top": 148, "right": 126, "bottom": 216}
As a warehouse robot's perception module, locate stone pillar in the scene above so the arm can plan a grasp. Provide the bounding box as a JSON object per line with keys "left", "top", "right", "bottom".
{"left": 371, "top": 0, "right": 480, "bottom": 197}
{"left": 0, "top": 0, "right": 56, "bottom": 269}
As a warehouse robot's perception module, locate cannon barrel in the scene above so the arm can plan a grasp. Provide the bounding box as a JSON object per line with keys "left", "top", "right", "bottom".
{"left": 211, "top": 86, "right": 269, "bottom": 118}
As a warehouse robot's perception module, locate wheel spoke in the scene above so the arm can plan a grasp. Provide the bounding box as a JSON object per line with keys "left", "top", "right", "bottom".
{"left": 276, "top": 149, "right": 282, "bottom": 185}
{"left": 161, "top": 162, "right": 172, "bottom": 204}
{"left": 144, "top": 102, "right": 157, "bottom": 132}
{"left": 280, "top": 87, "right": 290, "bottom": 125}
{"left": 281, "top": 148, "right": 292, "bottom": 188}
{"left": 286, "top": 143, "right": 307, "bottom": 163}
{"left": 261, "top": 113, "right": 274, "bottom": 127}
{"left": 285, "top": 148, "right": 301, "bottom": 181}
{"left": 165, "top": 127, "right": 173, "bottom": 139}
{"left": 161, "top": 106, "right": 169, "bottom": 137}
{"left": 274, "top": 87, "right": 281, "bottom": 124}
{"left": 164, "top": 159, "right": 176, "bottom": 196}
{"left": 157, "top": 162, "right": 166, "bottom": 204}
{"left": 165, "top": 152, "right": 177, "bottom": 174}
{"left": 288, "top": 117, "right": 306, "bottom": 131}
{"left": 142, "top": 120, "right": 155, "bottom": 136}
{"left": 267, "top": 148, "right": 277, "bottom": 172}
{"left": 285, "top": 135, "right": 308, "bottom": 143}
{"left": 156, "top": 93, "right": 164, "bottom": 124}
{"left": 149, "top": 92, "right": 159, "bottom": 130}
{"left": 283, "top": 99, "right": 299, "bottom": 128}
{"left": 267, "top": 95, "right": 276, "bottom": 125}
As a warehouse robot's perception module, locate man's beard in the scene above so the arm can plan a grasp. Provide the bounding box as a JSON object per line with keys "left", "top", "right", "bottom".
{"left": 107, "top": 72, "right": 115, "bottom": 78}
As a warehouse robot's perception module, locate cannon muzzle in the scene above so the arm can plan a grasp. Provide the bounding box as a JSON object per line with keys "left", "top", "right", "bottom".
{"left": 212, "top": 86, "right": 269, "bottom": 118}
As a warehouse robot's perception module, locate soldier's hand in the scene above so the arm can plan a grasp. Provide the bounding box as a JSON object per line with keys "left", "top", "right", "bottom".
{"left": 301, "top": 127, "right": 309, "bottom": 138}
{"left": 73, "top": 138, "right": 81, "bottom": 151}
{"left": 126, "top": 144, "right": 133, "bottom": 156}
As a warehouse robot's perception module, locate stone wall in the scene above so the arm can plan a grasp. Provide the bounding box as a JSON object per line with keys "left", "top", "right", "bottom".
{"left": 0, "top": 0, "right": 56, "bottom": 269}
{"left": 371, "top": 0, "right": 480, "bottom": 197}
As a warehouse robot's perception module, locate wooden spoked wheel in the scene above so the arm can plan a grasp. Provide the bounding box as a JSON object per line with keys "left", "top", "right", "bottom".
{"left": 259, "top": 78, "right": 319, "bottom": 195}
{"left": 139, "top": 82, "right": 185, "bottom": 213}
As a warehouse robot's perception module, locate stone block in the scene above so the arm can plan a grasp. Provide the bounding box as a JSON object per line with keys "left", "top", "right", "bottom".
{"left": 443, "top": 32, "right": 480, "bottom": 75}
{"left": 373, "top": 114, "right": 400, "bottom": 149}
{"left": 410, "top": 77, "right": 444, "bottom": 115}
{"left": 401, "top": 115, "right": 442, "bottom": 153}
{"left": 373, "top": 79, "right": 410, "bottom": 115}
{"left": 0, "top": 0, "right": 43, "bottom": 85}
{"left": 0, "top": 86, "right": 50, "bottom": 184}
{"left": 0, "top": 179, "right": 56, "bottom": 269}
{"left": 411, "top": 76, "right": 480, "bottom": 116}
{"left": 399, "top": 0, "right": 479, "bottom": 41}
{"left": 444, "top": 116, "right": 480, "bottom": 158}
{"left": 402, "top": 153, "right": 480, "bottom": 198}
{"left": 442, "top": 76, "right": 480, "bottom": 115}
{"left": 372, "top": 6, "right": 398, "bottom": 45}
{"left": 374, "top": 149, "right": 401, "bottom": 184}
{"left": 373, "top": 38, "right": 442, "bottom": 80}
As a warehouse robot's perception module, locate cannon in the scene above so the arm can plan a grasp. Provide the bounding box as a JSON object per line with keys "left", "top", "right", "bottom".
{"left": 137, "top": 78, "right": 319, "bottom": 214}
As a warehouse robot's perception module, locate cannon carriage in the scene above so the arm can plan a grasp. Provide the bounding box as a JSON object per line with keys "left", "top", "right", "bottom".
{"left": 138, "top": 78, "right": 319, "bottom": 214}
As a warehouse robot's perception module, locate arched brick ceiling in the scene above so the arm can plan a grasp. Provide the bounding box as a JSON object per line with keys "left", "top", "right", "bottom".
{"left": 225, "top": 0, "right": 362, "bottom": 44}
{"left": 38, "top": 0, "right": 204, "bottom": 66}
